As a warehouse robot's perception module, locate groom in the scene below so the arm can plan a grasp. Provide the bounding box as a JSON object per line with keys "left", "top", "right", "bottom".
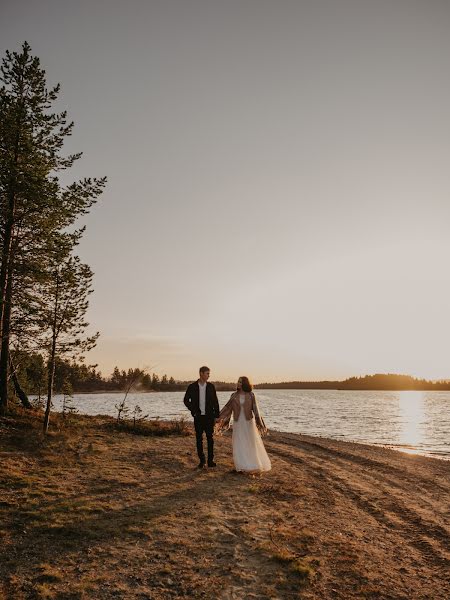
{"left": 183, "top": 366, "right": 220, "bottom": 468}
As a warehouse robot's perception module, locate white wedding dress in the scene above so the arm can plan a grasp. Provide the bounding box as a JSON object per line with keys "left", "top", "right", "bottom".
{"left": 232, "top": 393, "right": 271, "bottom": 472}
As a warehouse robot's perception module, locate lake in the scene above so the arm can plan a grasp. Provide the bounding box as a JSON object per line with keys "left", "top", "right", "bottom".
{"left": 46, "top": 389, "right": 450, "bottom": 460}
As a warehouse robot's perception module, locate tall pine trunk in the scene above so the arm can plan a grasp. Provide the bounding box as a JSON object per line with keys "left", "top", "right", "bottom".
{"left": 43, "top": 345, "right": 56, "bottom": 434}
{"left": 0, "top": 235, "right": 14, "bottom": 414}
{"left": 0, "top": 89, "right": 22, "bottom": 415}
{"left": 43, "top": 275, "right": 59, "bottom": 433}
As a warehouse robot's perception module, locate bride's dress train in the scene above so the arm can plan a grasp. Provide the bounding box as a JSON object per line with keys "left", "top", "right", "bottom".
{"left": 232, "top": 395, "right": 271, "bottom": 472}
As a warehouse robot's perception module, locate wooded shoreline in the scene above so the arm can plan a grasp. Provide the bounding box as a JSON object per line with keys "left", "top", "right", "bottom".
{"left": 64, "top": 384, "right": 450, "bottom": 393}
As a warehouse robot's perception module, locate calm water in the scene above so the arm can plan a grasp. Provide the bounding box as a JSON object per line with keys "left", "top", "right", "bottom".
{"left": 47, "top": 389, "right": 450, "bottom": 460}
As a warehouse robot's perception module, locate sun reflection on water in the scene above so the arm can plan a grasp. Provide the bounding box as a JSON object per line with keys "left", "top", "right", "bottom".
{"left": 397, "top": 391, "right": 425, "bottom": 453}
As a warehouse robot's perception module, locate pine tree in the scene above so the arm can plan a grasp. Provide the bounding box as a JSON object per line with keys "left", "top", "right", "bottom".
{"left": 0, "top": 42, "right": 106, "bottom": 414}
{"left": 141, "top": 373, "right": 151, "bottom": 390}
{"left": 111, "top": 366, "right": 122, "bottom": 388}
{"left": 61, "top": 379, "right": 77, "bottom": 420}
{"left": 151, "top": 373, "right": 160, "bottom": 390}
{"left": 24, "top": 352, "right": 45, "bottom": 404}
{"left": 39, "top": 253, "right": 99, "bottom": 433}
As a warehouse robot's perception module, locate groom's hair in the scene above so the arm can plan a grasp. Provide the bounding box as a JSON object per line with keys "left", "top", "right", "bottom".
{"left": 240, "top": 376, "right": 253, "bottom": 393}
{"left": 199, "top": 366, "right": 210, "bottom": 374}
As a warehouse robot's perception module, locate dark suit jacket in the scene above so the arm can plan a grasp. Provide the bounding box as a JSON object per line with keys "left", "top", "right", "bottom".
{"left": 183, "top": 381, "right": 220, "bottom": 419}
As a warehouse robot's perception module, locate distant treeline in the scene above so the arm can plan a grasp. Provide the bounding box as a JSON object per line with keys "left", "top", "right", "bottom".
{"left": 255, "top": 373, "right": 450, "bottom": 391}
{"left": 14, "top": 358, "right": 450, "bottom": 397}
{"left": 12, "top": 354, "right": 238, "bottom": 397}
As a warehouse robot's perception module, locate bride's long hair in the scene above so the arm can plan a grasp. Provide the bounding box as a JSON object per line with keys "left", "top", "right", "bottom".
{"left": 238, "top": 376, "right": 253, "bottom": 393}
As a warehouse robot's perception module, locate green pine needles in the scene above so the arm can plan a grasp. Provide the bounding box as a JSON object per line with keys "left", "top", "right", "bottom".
{"left": 0, "top": 42, "right": 106, "bottom": 430}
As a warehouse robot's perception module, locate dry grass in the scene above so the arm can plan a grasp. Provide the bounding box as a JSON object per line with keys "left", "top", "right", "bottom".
{"left": 1, "top": 410, "right": 449, "bottom": 599}
{"left": 109, "top": 415, "right": 191, "bottom": 437}
{"left": 270, "top": 548, "right": 314, "bottom": 580}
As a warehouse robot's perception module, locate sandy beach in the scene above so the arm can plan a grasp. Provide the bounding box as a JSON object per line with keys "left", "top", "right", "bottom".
{"left": 1, "top": 413, "right": 449, "bottom": 599}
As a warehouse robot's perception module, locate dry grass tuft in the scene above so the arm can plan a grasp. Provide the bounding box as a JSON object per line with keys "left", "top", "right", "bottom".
{"left": 258, "top": 543, "right": 315, "bottom": 582}
{"left": 108, "top": 416, "right": 191, "bottom": 437}
{"left": 247, "top": 480, "right": 304, "bottom": 501}
{"left": 35, "top": 563, "right": 62, "bottom": 584}
{"left": 34, "top": 582, "right": 56, "bottom": 599}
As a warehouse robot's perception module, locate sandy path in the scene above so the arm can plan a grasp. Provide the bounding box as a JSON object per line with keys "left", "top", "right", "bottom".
{"left": 1, "top": 417, "right": 449, "bottom": 599}
{"left": 264, "top": 433, "right": 449, "bottom": 598}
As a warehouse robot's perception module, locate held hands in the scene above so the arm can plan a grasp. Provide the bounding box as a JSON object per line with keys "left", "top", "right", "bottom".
{"left": 214, "top": 418, "right": 227, "bottom": 435}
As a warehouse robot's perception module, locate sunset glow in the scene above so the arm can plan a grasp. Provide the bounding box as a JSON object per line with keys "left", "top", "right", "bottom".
{"left": 397, "top": 391, "right": 425, "bottom": 451}
{"left": 4, "top": 1, "right": 450, "bottom": 382}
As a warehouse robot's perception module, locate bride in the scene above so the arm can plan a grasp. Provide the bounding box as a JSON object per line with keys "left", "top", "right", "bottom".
{"left": 217, "top": 376, "right": 271, "bottom": 473}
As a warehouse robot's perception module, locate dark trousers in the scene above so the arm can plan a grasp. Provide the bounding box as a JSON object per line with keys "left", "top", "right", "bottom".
{"left": 194, "top": 415, "right": 214, "bottom": 463}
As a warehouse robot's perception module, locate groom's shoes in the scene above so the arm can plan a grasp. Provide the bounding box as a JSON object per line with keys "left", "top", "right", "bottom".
{"left": 207, "top": 461, "right": 217, "bottom": 468}
{"left": 197, "top": 460, "right": 206, "bottom": 469}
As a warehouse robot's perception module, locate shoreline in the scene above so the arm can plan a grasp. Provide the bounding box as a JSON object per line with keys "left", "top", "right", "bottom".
{"left": 44, "top": 387, "right": 450, "bottom": 393}
{"left": 1, "top": 411, "right": 449, "bottom": 599}
{"left": 37, "top": 403, "right": 450, "bottom": 462}
{"left": 37, "top": 388, "right": 450, "bottom": 462}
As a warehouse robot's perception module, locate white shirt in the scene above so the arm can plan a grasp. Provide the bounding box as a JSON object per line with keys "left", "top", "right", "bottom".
{"left": 198, "top": 381, "right": 207, "bottom": 415}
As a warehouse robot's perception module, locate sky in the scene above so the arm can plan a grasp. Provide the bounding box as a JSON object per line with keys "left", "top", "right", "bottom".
{"left": 2, "top": 0, "right": 450, "bottom": 382}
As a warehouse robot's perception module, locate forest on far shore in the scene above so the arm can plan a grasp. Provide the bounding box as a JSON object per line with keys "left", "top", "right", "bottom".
{"left": 12, "top": 354, "right": 450, "bottom": 398}
{"left": 256, "top": 373, "right": 450, "bottom": 391}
